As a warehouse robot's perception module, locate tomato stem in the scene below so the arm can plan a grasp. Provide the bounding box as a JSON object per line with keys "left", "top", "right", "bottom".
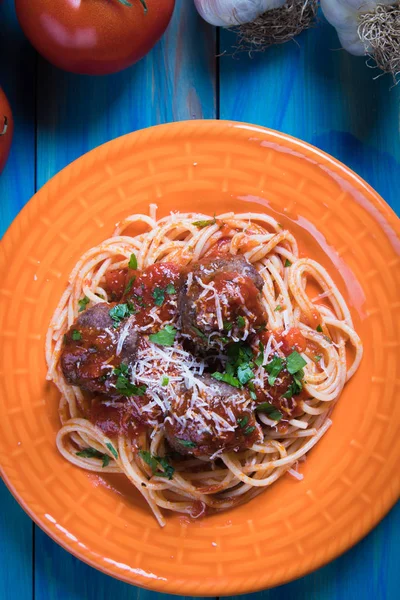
{"left": 0, "top": 116, "right": 7, "bottom": 136}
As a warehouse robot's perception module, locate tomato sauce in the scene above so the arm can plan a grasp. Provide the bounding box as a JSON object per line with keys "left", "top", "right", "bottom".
{"left": 209, "top": 272, "right": 266, "bottom": 327}
{"left": 90, "top": 398, "right": 144, "bottom": 439}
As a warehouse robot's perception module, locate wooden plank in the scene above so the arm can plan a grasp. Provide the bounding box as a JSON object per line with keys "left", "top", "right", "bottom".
{"left": 33, "top": 2, "right": 215, "bottom": 599}
{"left": 219, "top": 20, "right": 400, "bottom": 213}
{"left": 0, "top": 2, "right": 36, "bottom": 599}
{"left": 219, "top": 15, "right": 400, "bottom": 599}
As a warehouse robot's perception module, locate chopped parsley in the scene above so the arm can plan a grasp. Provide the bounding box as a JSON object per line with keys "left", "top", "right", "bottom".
{"left": 254, "top": 342, "right": 264, "bottom": 367}
{"left": 109, "top": 302, "right": 135, "bottom": 327}
{"left": 161, "top": 375, "right": 169, "bottom": 386}
{"left": 274, "top": 305, "right": 282, "bottom": 312}
{"left": 284, "top": 259, "right": 292, "bottom": 267}
{"left": 128, "top": 253, "right": 138, "bottom": 270}
{"left": 124, "top": 276, "right": 136, "bottom": 295}
{"left": 78, "top": 296, "right": 90, "bottom": 312}
{"left": 149, "top": 325, "right": 177, "bottom": 346}
{"left": 113, "top": 364, "right": 147, "bottom": 397}
{"left": 237, "top": 415, "right": 249, "bottom": 429}
{"left": 236, "top": 315, "right": 246, "bottom": 328}
{"left": 72, "top": 330, "right": 82, "bottom": 341}
{"left": 286, "top": 351, "right": 307, "bottom": 374}
{"left": 76, "top": 447, "right": 111, "bottom": 468}
{"left": 106, "top": 442, "right": 118, "bottom": 460}
{"left": 176, "top": 439, "right": 197, "bottom": 448}
{"left": 244, "top": 425, "right": 256, "bottom": 436}
{"left": 152, "top": 287, "right": 165, "bottom": 306}
{"left": 316, "top": 324, "right": 323, "bottom": 333}
{"left": 223, "top": 320, "right": 233, "bottom": 331}
{"left": 165, "top": 283, "right": 176, "bottom": 294}
{"left": 264, "top": 355, "right": 284, "bottom": 386}
{"left": 255, "top": 402, "right": 283, "bottom": 421}
{"left": 138, "top": 450, "right": 174, "bottom": 480}
{"left": 237, "top": 363, "right": 254, "bottom": 385}
{"left": 152, "top": 283, "right": 176, "bottom": 306}
{"left": 211, "top": 371, "right": 241, "bottom": 388}
{"left": 192, "top": 215, "right": 217, "bottom": 228}
{"left": 314, "top": 355, "right": 322, "bottom": 362}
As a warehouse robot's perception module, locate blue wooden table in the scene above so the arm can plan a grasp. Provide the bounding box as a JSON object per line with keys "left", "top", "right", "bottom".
{"left": 1, "top": 2, "right": 399, "bottom": 598}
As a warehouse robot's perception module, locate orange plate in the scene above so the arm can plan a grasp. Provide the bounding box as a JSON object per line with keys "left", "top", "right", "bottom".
{"left": 0, "top": 121, "right": 399, "bottom": 595}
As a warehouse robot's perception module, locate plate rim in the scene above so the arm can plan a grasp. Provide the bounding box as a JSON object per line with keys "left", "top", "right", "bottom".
{"left": 1, "top": 119, "right": 399, "bottom": 595}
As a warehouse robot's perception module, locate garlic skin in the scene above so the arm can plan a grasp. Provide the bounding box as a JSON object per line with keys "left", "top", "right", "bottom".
{"left": 321, "top": 0, "right": 395, "bottom": 55}
{"left": 194, "top": 0, "right": 287, "bottom": 27}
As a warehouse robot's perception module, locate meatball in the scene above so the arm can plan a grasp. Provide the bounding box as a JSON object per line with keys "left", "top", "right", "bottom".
{"left": 61, "top": 302, "right": 138, "bottom": 394}
{"left": 165, "top": 374, "right": 262, "bottom": 457}
{"left": 179, "top": 256, "right": 267, "bottom": 348}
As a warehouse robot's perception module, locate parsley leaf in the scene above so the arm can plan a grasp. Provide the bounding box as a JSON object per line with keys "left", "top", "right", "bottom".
{"left": 316, "top": 324, "right": 323, "bottom": 333}
{"left": 128, "top": 253, "right": 138, "bottom": 270}
{"left": 255, "top": 402, "right": 283, "bottom": 421}
{"left": 113, "top": 366, "right": 147, "bottom": 397}
{"left": 286, "top": 351, "right": 307, "bottom": 374}
{"left": 236, "top": 315, "right": 246, "bottom": 328}
{"left": 76, "top": 447, "right": 111, "bottom": 468}
{"left": 192, "top": 215, "right": 217, "bottom": 228}
{"left": 237, "top": 363, "right": 254, "bottom": 385}
{"left": 165, "top": 283, "right": 176, "bottom": 294}
{"left": 211, "top": 372, "right": 241, "bottom": 388}
{"left": 152, "top": 287, "right": 165, "bottom": 306}
{"left": 149, "top": 325, "right": 177, "bottom": 347}
{"left": 176, "top": 439, "right": 197, "bottom": 448}
{"left": 161, "top": 375, "right": 169, "bottom": 386}
{"left": 223, "top": 320, "right": 233, "bottom": 331}
{"left": 284, "top": 259, "right": 292, "bottom": 267}
{"left": 106, "top": 442, "right": 118, "bottom": 460}
{"left": 191, "top": 326, "right": 207, "bottom": 340}
{"left": 109, "top": 303, "right": 135, "bottom": 327}
{"left": 138, "top": 450, "right": 175, "bottom": 480}
{"left": 265, "top": 355, "right": 284, "bottom": 386}
{"left": 72, "top": 330, "right": 82, "bottom": 341}
{"left": 124, "top": 276, "right": 136, "bottom": 295}
{"left": 78, "top": 296, "right": 90, "bottom": 312}
{"left": 314, "top": 355, "right": 322, "bottom": 362}
{"left": 237, "top": 415, "right": 249, "bottom": 429}
{"left": 274, "top": 305, "right": 282, "bottom": 312}
{"left": 244, "top": 426, "right": 256, "bottom": 436}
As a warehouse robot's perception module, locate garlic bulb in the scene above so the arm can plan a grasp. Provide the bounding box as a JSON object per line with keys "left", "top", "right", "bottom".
{"left": 321, "top": 0, "right": 395, "bottom": 55}
{"left": 194, "top": 0, "right": 287, "bottom": 27}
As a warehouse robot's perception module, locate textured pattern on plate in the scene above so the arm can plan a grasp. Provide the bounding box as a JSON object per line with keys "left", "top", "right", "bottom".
{"left": 0, "top": 121, "right": 399, "bottom": 595}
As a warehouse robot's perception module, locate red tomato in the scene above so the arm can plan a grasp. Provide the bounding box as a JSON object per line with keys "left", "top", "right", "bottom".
{"left": 0, "top": 87, "right": 13, "bottom": 174}
{"left": 15, "top": 0, "right": 175, "bottom": 75}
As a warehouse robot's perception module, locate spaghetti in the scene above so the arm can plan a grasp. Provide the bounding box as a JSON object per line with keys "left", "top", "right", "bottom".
{"left": 46, "top": 207, "right": 363, "bottom": 526}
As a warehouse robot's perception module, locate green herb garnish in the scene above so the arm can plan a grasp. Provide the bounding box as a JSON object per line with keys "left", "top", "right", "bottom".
{"left": 152, "top": 287, "right": 165, "bottom": 306}
{"left": 165, "top": 283, "right": 176, "bottom": 294}
{"left": 124, "top": 276, "right": 136, "bottom": 295}
{"left": 109, "top": 302, "right": 135, "bottom": 327}
{"left": 265, "top": 355, "right": 284, "bottom": 386}
{"left": 78, "top": 296, "right": 90, "bottom": 312}
{"left": 192, "top": 215, "right": 217, "bottom": 228}
{"left": 223, "top": 320, "right": 233, "bottom": 331}
{"left": 255, "top": 402, "right": 283, "bottom": 421}
{"left": 76, "top": 447, "right": 111, "bottom": 468}
{"left": 274, "top": 305, "right": 282, "bottom": 312}
{"left": 113, "top": 364, "right": 147, "bottom": 397}
{"left": 161, "top": 375, "right": 169, "bottom": 386}
{"left": 284, "top": 259, "right": 292, "bottom": 267}
{"left": 286, "top": 351, "right": 307, "bottom": 374}
{"left": 72, "top": 330, "right": 82, "bottom": 341}
{"left": 191, "top": 326, "right": 207, "bottom": 340}
{"left": 236, "top": 315, "right": 246, "bottom": 328}
{"left": 237, "top": 415, "right": 249, "bottom": 429}
{"left": 316, "top": 324, "right": 323, "bottom": 333}
{"left": 106, "top": 442, "right": 118, "bottom": 460}
{"left": 138, "top": 450, "right": 174, "bottom": 479}
{"left": 237, "top": 363, "right": 254, "bottom": 385}
{"left": 128, "top": 253, "right": 138, "bottom": 270}
{"left": 212, "top": 372, "right": 241, "bottom": 388}
{"left": 314, "top": 355, "right": 322, "bottom": 362}
{"left": 244, "top": 426, "right": 256, "bottom": 436}
{"left": 176, "top": 439, "right": 197, "bottom": 448}
{"left": 149, "top": 325, "right": 177, "bottom": 347}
